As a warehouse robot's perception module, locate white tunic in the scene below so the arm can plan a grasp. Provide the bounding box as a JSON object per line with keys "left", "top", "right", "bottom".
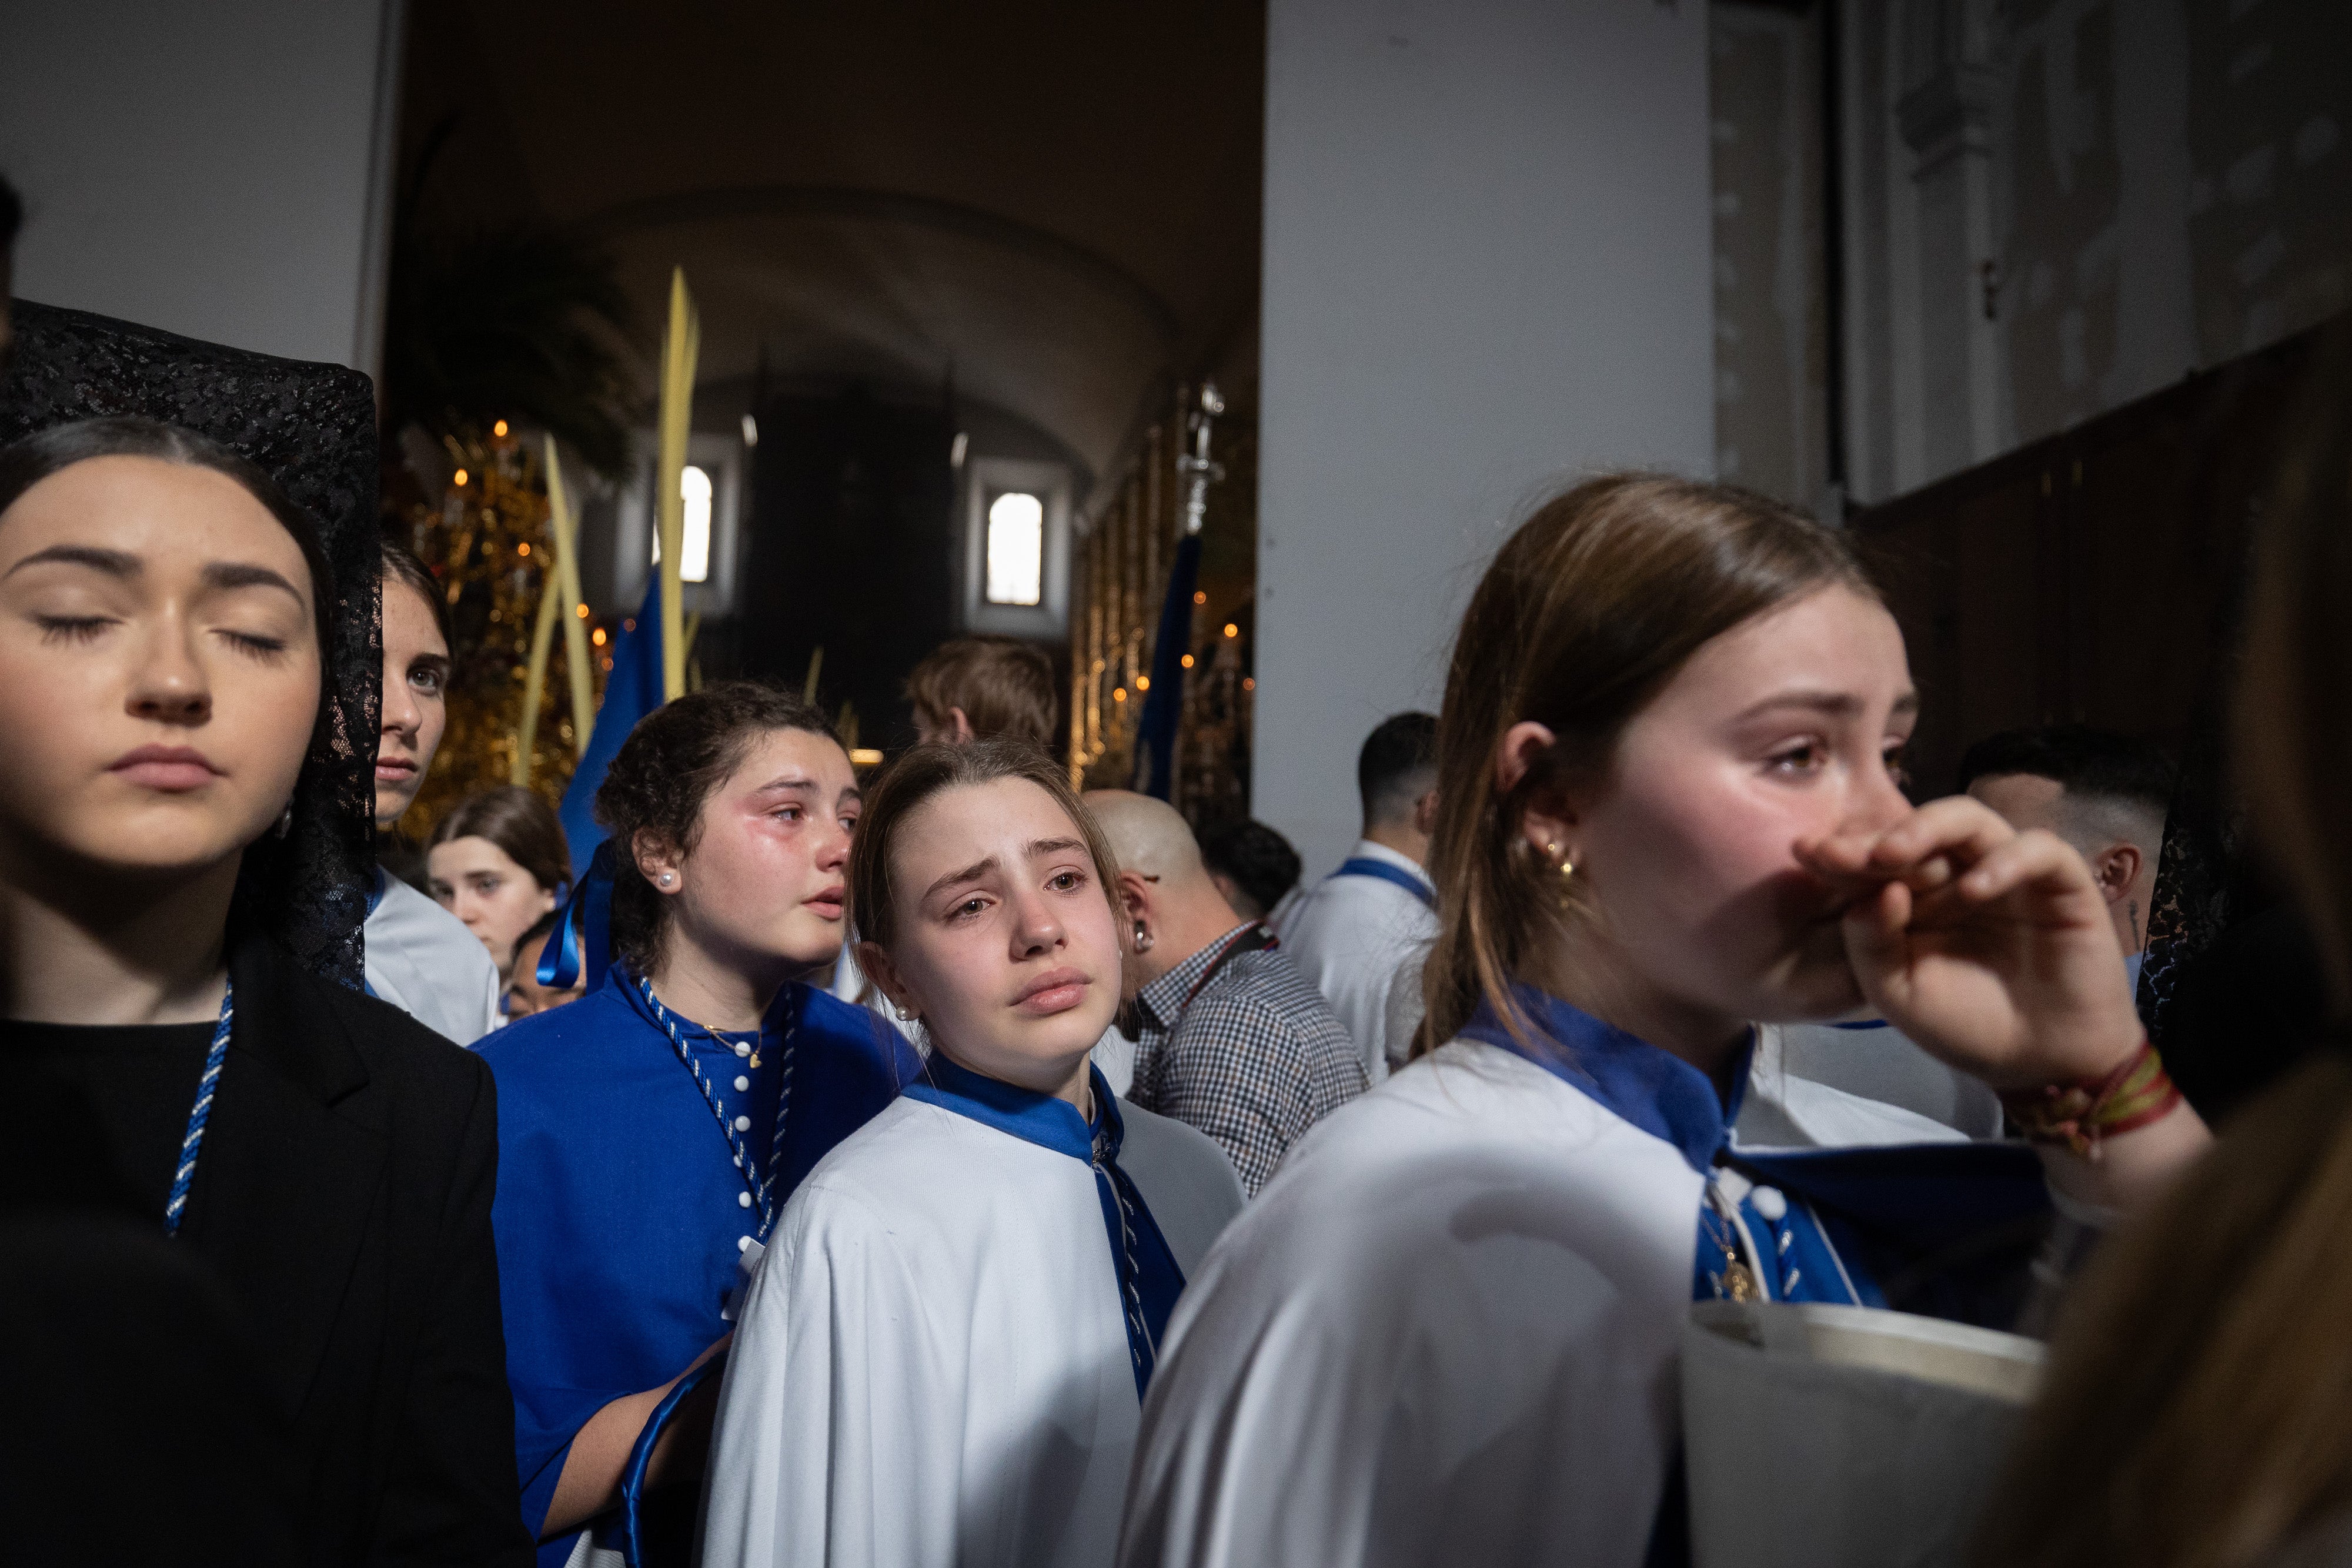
{"left": 362, "top": 870, "right": 501, "bottom": 1045}
{"left": 1756, "top": 1019, "right": 2003, "bottom": 1140}
{"left": 1278, "top": 840, "right": 1439, "bottom": 1082}
{"left": 1117, "top": 1041, "right": 1702, "bottom": 1568}
{"left": 1115, "top": 1099, "right": 1246, "bottom": 1275}
{"left": 703, "top": 1093, "right": 1153, "bottom": 1568}
{"left": 1738, "top": 1024, "right": 1979, "bottom": 1148}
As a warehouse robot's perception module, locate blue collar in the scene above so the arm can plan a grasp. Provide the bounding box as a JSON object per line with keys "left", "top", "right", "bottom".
{"left": 612, "top": 965, "right": 800, "bottom": 1047}
{"left": 1459, "top": 983, "right": 1750, "bottom": 1175}
{"left": 368, "top": 865, "right": 389, "bottom": 917}
{"left": 907, "top": 1049, "right": 1121, "bottom": 1164}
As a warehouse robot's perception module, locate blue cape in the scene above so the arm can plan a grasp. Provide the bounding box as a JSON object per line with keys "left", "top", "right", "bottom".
{"left": 481, "top": 970, "right": 922, "bottom": 1557}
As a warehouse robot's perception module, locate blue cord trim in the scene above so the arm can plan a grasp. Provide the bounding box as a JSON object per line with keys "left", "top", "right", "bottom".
{"left": 635, "top": 977, "right": 793, "bottom": 1239}
{"left": 163, "top": 981, "right": 233, "bottom": 1238}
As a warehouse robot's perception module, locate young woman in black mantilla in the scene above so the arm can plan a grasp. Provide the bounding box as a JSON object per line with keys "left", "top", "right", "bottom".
{"left": 0, "top": 353, "right": 532, "bottom": 1564}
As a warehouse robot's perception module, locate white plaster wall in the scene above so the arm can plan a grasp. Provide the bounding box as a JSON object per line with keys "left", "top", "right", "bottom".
{"left": 0, "top": 0, "right": 403, "bottom": 373}
{"left": 1254, "top": 0, "right": 1716, "bottom": 878}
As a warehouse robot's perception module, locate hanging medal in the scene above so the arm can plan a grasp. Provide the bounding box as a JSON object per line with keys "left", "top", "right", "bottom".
{"left": 1701, "top": 1199, "right": 1759, "bottom": 1303}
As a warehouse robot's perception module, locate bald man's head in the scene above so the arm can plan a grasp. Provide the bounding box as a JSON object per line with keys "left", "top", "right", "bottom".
{"left": 1085, "top": 790, "right": 1252, "bottom": 979}
{"left": 1084, "top": 790, "right": 1208, "bottom": 885}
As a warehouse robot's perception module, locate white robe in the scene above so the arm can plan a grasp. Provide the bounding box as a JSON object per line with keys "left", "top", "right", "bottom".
{"left": 362, "top": 870, "right": 501, "bottom": 1045}
{"left": 1115, "top": 1099, "right": 1245, "bottom": 1276}
{"left": 1279, "top": 840, "right": 1440, "bottom": 1082}
{"left": 703, "top": 1094, "right": 1152, "bottom": 1568}
{"left": 1117, "top": 1041, "right": 1703, "bottom": 1568}
{"left": 1756, "top": 1019, "right": 2003, "bottom": 1140}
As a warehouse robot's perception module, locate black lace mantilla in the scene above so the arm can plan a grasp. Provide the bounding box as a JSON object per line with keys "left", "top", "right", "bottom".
{"left": 0, "top": 299, "right": 381, "bottom": 989}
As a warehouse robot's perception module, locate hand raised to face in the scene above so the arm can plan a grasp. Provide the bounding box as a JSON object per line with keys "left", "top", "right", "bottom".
{"left": 1796, "top": 794, "right": 2144, "bottom": 1090}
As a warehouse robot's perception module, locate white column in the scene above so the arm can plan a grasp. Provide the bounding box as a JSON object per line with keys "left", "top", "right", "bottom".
{"left": 1254, "top": 0, "right": 1716, "bottom": 878}
{"left": 0, "top": 0, "right": 403, "bottom": 373}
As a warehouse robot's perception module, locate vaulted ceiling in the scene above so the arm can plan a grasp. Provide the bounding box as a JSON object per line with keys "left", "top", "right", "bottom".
{"left": 399, "top": 0, "right": 1265, "bottom": 489}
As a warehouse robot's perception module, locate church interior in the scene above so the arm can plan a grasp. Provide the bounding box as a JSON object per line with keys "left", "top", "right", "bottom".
{"left": 6, "top": 0, "right": 2343, "bottom": 868}
{"left": 5, "top": 2, "right": 2352, "bottom": 1564}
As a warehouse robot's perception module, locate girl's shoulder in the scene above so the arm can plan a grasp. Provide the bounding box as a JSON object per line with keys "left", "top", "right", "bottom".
{"left": 1192, "top": 1038, "right": 1706, "bottom": 1306}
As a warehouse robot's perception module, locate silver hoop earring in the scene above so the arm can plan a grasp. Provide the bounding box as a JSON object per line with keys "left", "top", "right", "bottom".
{"left": 1132, "top": 920, "right": 1154, "bottom": 955}
{"left": 273, "top": 805, "right": 294, "bottom": 840}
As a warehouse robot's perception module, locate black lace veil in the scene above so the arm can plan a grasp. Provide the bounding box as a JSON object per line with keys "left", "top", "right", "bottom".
{"left": 0, "top": 300, "right": 381, "bottom": 988}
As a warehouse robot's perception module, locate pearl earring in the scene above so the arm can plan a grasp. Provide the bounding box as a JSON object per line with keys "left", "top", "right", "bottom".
{"left": 659, "top": 872, "right": 674, "bottom": 887}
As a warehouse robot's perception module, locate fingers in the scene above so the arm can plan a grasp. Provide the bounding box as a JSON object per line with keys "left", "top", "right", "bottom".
{"left": 1794, "top": 831, "right": 1953, "bottom": 897}
{"left": 1859, "top": 794, "right": 2016, "bottom": 872}
{"left": 1949, "top": 827, "right": 2106, "bottom": 916}
{"left": 1799, "top": 796, "right": 2019, "bottom": 889}
{"left": 1839, "top": 880, "right": 1921, "bottom": 1026}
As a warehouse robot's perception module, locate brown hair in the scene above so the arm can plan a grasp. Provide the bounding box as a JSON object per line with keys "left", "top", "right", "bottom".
{"left": 380, "top": 538, "right": 451, "bottom": 652}
{"left": 426, "top": 785, "right": 572, "bottom": 896}
{"left": 904, "top": 635, "right": 1059, "bottom": 750}
{"left": 848, "top": 737, "right": 1122, "bottom": 957}
{"left": 1413, "top": 473, "right": 1875, "bottom": 1055}
{"left": 595, "top": 681, "right": 841, "bottom": 974}
{"left": 1975, "top": 321, "right": 2352, "bottom": 1568}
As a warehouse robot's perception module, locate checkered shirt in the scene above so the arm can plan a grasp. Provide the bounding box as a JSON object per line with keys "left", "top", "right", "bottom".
{"left": 1128, "top": 925, "right": 1368, "bottom": 1196}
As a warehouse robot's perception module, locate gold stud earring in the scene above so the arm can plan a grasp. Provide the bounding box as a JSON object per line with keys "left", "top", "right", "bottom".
{"left": 1546, "top": 841, "right": 1575, "bottom": 880}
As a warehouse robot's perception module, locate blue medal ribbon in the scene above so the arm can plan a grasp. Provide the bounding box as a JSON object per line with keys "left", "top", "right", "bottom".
{"left": 634, "top": 975, "right": 793, "bottom": 1238}
{"left": 1329, "top": 855, "right": 1438, "bottom": 911}
{"left": 539, "top": 840, "right": 618, "bottom": 993}
{"left": 907, "top": 1054, "right": 1185, "bottom": 1399}
{"left": 163, "top": 979, "right": 234, "bottom": 1238}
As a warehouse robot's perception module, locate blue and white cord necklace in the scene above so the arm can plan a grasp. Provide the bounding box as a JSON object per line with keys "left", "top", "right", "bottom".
{"left": 636, "top": 976, "right": 794, "bottom": 1239}
{"left": 162, "top": 980, "right": 235, "bottom": 1239}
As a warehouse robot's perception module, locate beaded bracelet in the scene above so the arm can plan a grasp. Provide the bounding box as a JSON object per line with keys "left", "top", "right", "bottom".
{"left": 1998, "top": 1037, "right": 2182, "bottom": 1159}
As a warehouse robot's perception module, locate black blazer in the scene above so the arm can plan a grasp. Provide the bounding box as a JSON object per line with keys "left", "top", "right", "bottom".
{"left": 179, "top": 929, "right": 533, "bottom": 1566}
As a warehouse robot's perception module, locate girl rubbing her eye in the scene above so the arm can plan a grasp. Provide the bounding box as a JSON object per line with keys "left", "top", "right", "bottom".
{"left": 0, "top": 417, "right": 531, "bottom": 1563}
{"left": 701, "top": 740, "right": 1196, "bottom": 1568}
{"left": 1116, "top": 474, "right": 2210, "bottom": 1568}
{"left": 481, "top": 683, "right": 920, "bottom": 1566}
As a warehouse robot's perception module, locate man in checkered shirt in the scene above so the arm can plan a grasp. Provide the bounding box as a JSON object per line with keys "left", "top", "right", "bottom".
{"left": 1087, "top": 792, "right": 1367, "bottom": 1196}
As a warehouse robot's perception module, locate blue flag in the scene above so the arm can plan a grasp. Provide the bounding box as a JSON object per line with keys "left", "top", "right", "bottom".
{"left": 1131, "top": 533, "right": 1201, "bottom": 800}
{"left": 559, "top": 580, "right": 664, "bottom": 880}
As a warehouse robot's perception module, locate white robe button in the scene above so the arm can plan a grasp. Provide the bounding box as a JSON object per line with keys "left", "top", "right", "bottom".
{"left": 735, "top": 1115, "right": 751, "bottom": 1131}
{"left": 734, "top": 1042, "right": 751, "bottom": 1058}
{"left": 738, "top": 1235, "right": 753, "bottom": 1252}
{"left": 1750, "top": 1186, "right": 1788, "bottom": 1222}
{"left": 735, "top": 1075, "right": 750, "bottom": 1092}
{"left": 737, "top": 1191, "right": 752, "bottom": 1208}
